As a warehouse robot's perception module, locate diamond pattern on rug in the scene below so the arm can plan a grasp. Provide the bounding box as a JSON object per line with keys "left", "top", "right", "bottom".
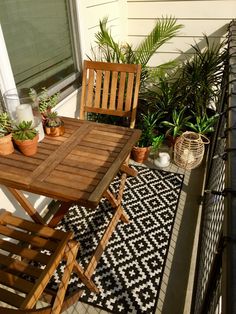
{"left": 57, "top": 165, "right": 184, "bottom": 314}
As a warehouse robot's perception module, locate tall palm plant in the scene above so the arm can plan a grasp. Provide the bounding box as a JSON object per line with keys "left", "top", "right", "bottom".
{"left": 90, "top": 16, "right": 183, "bottom": 84}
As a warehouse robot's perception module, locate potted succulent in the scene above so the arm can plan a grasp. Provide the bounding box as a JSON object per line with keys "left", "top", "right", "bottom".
{"left": 37, "top": 87, "right": 60, "bottom": 124}
{"left": 0, "top": 112, "right": 14, "bottom": 155}
{"left": 12, "top": 121, "right": 39, "bottom": 156}
{"left": 44, "top": 111, "right": 65, "bottom": 137}
{"left": 151, "top": 134, "right": 171, "bottom": 168}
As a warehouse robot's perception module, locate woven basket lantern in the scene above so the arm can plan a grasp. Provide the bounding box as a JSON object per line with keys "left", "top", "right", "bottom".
{"left": 174, "top": 131, "right": 209, "bottom": 170}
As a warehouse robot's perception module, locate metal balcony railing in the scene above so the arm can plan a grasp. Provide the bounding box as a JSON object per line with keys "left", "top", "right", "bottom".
{"left": 191, "top": 20, "right": 236, "bottom": 314}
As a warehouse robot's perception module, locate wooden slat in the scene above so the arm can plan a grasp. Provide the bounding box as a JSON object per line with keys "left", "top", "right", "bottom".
{"left": 117, "top": 71, "right": 126, "bottom": 111}
{"left": 1, "top": 212, "right": 67, "bottom": 240}
{"left": 0, "top": 286, "right": 24, "bottom": 308}
{"left": 94, "top": 69, "right": 102, "bottom": 108}
{"left": 0, "top": 269, "right": 34, "bottom": 294}
{"left": 0, "top": 239, "right": 50, "bottom": 264}
{"left": 109, "top": 70, "right": 118, "bottom": 110}
{"left": 125, "top": 72, "right": 134, "bottom": 111}
{"left": 87, "top": 69, "right": 95, "bottom": 107}
{"left": 0, "top": 253, "right": 42, "bottom": 278}
{"left": 0, "top": 225, "right": 57, "bottom": 252}
{"left": 102, "top": 70, "right": 110, "bottom": 109}
{"left": 55, "top": 164, "right": 104, "bottom": 179}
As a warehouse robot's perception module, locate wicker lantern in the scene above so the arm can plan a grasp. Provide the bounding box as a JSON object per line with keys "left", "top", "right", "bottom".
{"left": 174, "top": 131, "right": 209, "bottom": 170}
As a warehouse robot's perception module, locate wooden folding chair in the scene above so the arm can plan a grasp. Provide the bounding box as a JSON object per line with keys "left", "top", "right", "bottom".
{"left": 80, "top": 60, "right": 142, "bottom": 177}
{"left": 78, "top": 61, "right": 142, "bottom": 278}
{"left": 0, "top": 211, "right": 98, "bottom": 313}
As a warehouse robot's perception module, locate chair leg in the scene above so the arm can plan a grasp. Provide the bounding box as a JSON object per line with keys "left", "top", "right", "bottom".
{"left": 52, "top": 240, "right": 79, "bottom": 314}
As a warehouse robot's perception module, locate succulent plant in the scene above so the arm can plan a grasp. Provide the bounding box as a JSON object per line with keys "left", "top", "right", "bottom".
{"left": 12, "top": 121, "right": 38, "bottom": 141}
{"left": 45, "top": 111, "right": 62, "bottom": 127}
{"left": 0, "top": 112, "right": 12, "bottom": 137}
{"left": 38, "top": 88, "right": 60, "bottom": 114}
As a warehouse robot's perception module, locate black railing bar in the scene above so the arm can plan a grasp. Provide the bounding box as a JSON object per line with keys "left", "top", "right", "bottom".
{"left": 197, "top": 232, "right": 224, "bottom": 314}
{"left": 204, "top": 188, "right": 236, "bottom": 197}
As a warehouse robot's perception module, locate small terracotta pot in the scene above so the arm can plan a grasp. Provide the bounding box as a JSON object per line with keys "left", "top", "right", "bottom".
{"left": 14, "top": 134, "right": 39, "bottom": 156}
{"left": 44, "top": 122, "right": 65, "bottom": 137}
{"left": 0, "top": 133, "right": 14, "bottom": 155}
{"left": 131, "top": 146, "right": 151, "bottom": 163}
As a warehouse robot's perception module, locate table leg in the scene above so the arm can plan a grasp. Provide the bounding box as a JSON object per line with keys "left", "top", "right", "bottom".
{"left": 7, "top": 187, "right": 45, "bottom": 225}
{"left": 48, "top": 201, "right": 73, "bottom": 228}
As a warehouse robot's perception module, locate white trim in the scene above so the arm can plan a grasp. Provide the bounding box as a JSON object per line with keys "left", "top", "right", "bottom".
{"left": 0, "top": 24, "right": 17, "bottom": 95}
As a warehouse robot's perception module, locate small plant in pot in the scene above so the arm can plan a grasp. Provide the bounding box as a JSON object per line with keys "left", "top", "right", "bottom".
{"left": 12, "top": 121, "right": 39, "bottom": 156}
{"left": 44, "top": 111, "right": 65, "bottom": 137}
{"left": 36, "top": 87, "right": 60, "bottom": 124}
{"left": 0, "top": 112, "right": 14, "bottom": 155}
{"left": 131, "top": 111, "right": 159, "bottom": 163}
{"left": 152, "top": 134, "right": 171, "bottom": 168}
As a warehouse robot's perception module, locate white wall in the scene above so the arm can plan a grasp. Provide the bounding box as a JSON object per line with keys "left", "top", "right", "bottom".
{"left": 127, "top": 0, "right": 236, "bottom": 66}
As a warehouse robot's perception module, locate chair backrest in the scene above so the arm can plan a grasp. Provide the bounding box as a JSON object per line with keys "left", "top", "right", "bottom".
{"left": 80, "top": 60, "right": 141, "bottom": 128}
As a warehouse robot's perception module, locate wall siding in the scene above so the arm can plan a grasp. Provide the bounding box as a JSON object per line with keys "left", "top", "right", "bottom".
{"left": 127, "top": 0, "right": 236, "bottom": 66}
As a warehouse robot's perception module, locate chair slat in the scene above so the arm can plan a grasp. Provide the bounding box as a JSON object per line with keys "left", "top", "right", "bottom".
{"left": 125, "top": 73, "right": 134, "bottom": 111}
{"left": 94, "top": 69, "right": 102, "bottom": 108}
{"left": 117, "top": 72, "right": 126, "bottom": 111}
{"left": 0, "top": 239, "right": 50, "bottom": 264}
{"left": 87, "top": 69, "right": 95, "bottom": 107}
{"left": 109, "top": 71, "right": 118, "bottom": 110}
{"left": 0, "top": 286, "right": 24, "bottom": 308}
{"left": 0, "top": 269, "right": 34, "bottom": 294}
{"left": 1, "top": 212, "right": 66, "bottom": 240}
{"left": 0, "top": 253, "right": 42, "bottom": 278}
{"left": 0, "top": 225, "right": 57, "bottom": 252}
{"left": 102, "top": 70, "right": 110, "bottom": 109}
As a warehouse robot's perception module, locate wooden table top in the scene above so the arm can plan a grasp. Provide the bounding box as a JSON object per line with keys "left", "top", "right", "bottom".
{"left": 0, "top": 117, "right": 141, "bottom": 208}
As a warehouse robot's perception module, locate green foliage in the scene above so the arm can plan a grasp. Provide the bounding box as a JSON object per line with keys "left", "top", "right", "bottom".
{"left": 136, "top": 111, "right": 160, "bottom": 147}
{"left": 90, "top": 16, "right": 183, "bottom": 84}
{"left": 186, "top": 112, "right": 219, "bottom": 135}
{"left": 45, "top": 111, "right": 62, "bottom": 127}
{"left": 178, "top": 36, "right": 227, "bottom": 116}
{"left": 152, "top": 134, "right": 165, "bottom": 153}
{"left": 0, "top": 112, "right": 12, "bottom": 137}
{"left": 12, "top": 121, "right": 38, "bottom": 141}
{"left": 162, "top": 107, "right": 192, "bottom": 138}
{"left": 38, "top": 88, "right": 60, "bottom": 114}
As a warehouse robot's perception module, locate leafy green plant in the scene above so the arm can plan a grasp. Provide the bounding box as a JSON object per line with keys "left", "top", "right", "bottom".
{"left": 162, "top": 107, "right": 192, "bottom": 138}
{"left": 152, "top": 134, "right": 165, "bottom": 153}
{"left": 12, "top": 121, "right": 38, "bottom": 141}
{"left": 0, "top": 112, "right": 12, "bottom": 137}
{"left": 38, "top": 88, "right": 60, "bottom": 114}
{"left": 45, "top": 111, "right": 62, "bottom": 127}
{"left": 136, "top": 111, "right": 159, "bottom": 147}
{"left": 186, "top": 112, "right": 219, "bottom": 135}
{"left": 178, "top": 36, "right": 227, "bottom": 116}
{"left": 90, "top": 16, "right": 183, "bottom": 85}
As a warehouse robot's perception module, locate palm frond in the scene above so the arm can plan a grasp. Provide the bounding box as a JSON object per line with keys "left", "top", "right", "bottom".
{"left": 134, "top": 17, "right": 183, "bottom": 66}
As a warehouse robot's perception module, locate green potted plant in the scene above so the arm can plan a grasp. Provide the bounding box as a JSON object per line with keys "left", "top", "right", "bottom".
{"left": 37, "top": 87, "right": 60, "bottom": 124}
{"left": 44, "top": 111, "right": 65, "bottom": 137}
{"left": 161, "top": 107, "right": 192, "bottom": 146}
{"left": 0, "top": 112, "right": 14, "bottom": 155}
{"left": 131, "top": 111, "right": 159, "bottom": 163}
{"left": 12, "top": 121, "right": 39, "bottom": 156}
{"left": 186, "top": 112, "right": 219, "bottom": 137}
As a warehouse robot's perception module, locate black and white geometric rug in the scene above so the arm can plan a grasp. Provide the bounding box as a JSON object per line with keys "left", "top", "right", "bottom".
{"left": 57, "top": 165, "right": 184, "bottom": 314}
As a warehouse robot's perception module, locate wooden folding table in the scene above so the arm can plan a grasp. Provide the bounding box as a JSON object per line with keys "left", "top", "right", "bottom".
{"left": 0, "top": 117, "right": 141, "bottom": 279}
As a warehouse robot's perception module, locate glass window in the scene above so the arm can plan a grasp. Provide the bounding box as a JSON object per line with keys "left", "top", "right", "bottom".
{"left": 0, "top": 0, "right": 78, "bottom": 91}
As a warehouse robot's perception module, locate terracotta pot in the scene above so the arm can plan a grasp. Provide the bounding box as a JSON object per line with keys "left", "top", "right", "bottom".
{"left": 0, "top": 133, "right": 14, "bottom": 155}
{"left": 131, "top": 146, "right": 151, "bottom": 163}
{"left": 14, "top": 134, "right": 39, "bottom": 156}
{"left": 44, "top": 122, "right": 65, "bottom": 137}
